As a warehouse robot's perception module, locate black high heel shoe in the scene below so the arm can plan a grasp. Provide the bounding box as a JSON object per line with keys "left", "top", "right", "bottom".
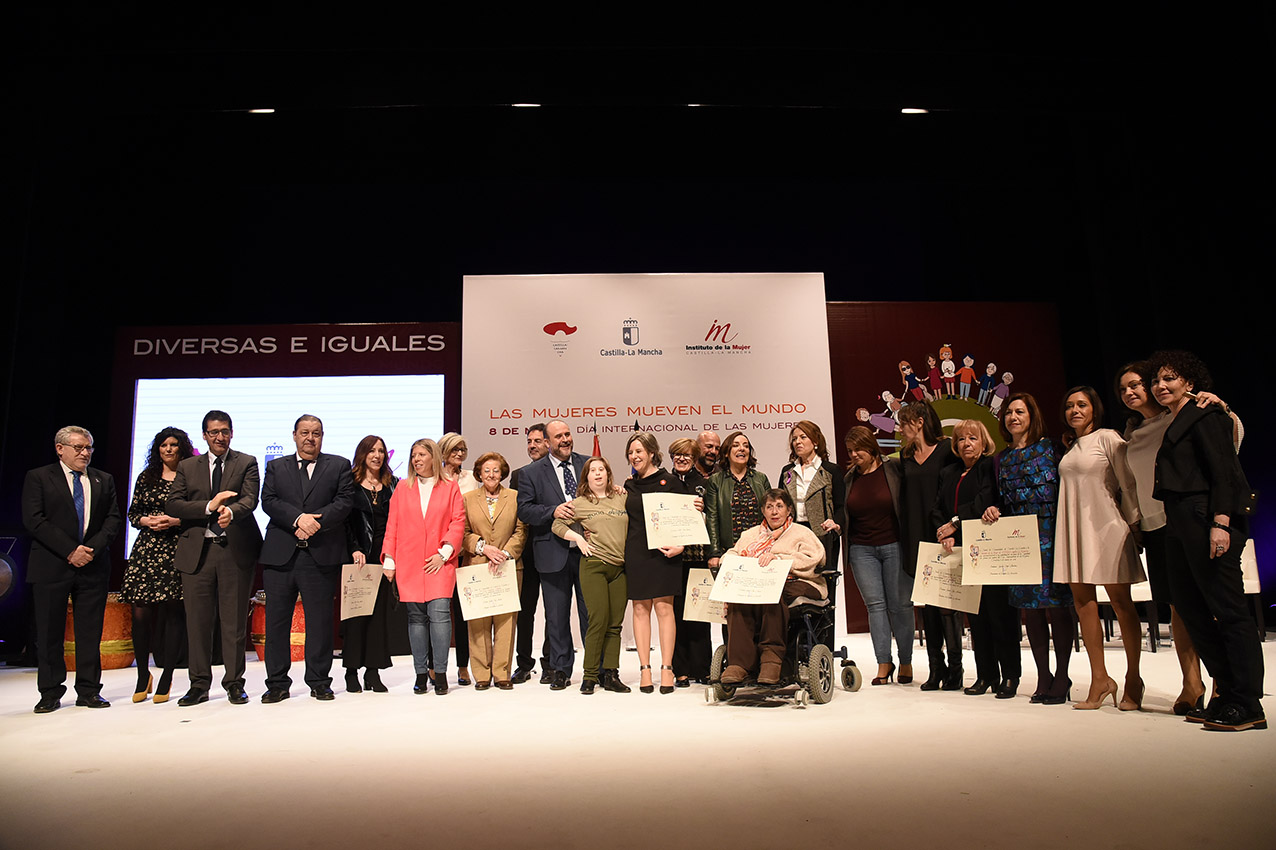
{"left": 941, "top": 666, "right": 965, "bottom": 691}
{"left": 920, "top": 663, "right": 947, "bottom": 691}
{"left": 659, "top": 665, "right": 675, "bottom": 695}
{"left": 639, "top": 664, "right": 654, "bottom": 694}
{"left": 964, "top": 678, "right": 997, "bottom": 696}
{"left": 1029, "top": 673, "right": 1055, "bottom": 704}
{"left": 871, "top": 662, "right": 896, "bottom": 686}
{"left": 995, "top": 677, "right": 1019, "bottom": 699}
{"left": 345, "top": 670, "right": 362, "bottom": 694}
{"left": 1042, "top": 677, "right": 1072, "bottom": 705}
{"left": 364, "top": 669, "right": 388, "bottom": 693}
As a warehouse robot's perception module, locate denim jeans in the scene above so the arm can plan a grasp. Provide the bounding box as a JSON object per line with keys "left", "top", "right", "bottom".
{"left": 407, "top": 598, "right": 452, "bottom": 675}
{"left": 848, "top": 542, "right": 914, "bottom": 665}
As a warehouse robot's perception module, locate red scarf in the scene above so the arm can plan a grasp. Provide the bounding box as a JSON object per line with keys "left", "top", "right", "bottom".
{"left": 737, "top": 517, "right": 793, "bottom": 558}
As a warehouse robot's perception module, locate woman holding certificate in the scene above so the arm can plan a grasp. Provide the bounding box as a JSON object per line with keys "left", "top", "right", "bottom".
{"left": 1147, "top": 351, "right": 1263, "bottom": 732}
{"left": 552, "top": 457, "right": 632, "bottom": 695}
{"left": 439, "top": 432, "right": 478, "bottom": 686}
{"left": 382, "top": 438, "right": 465, "bottom": 696}
{"left": 461, "top": 452, "right": 527, "bottom": 690}
{"left": 343, "top": 435, "right": 398, "bottom": 694}
{"left": 720, "top": 489, "right": 826, "bottom": 685}
{"left": 841, "top": 425, "right": 911, "bottom": 686}
{"left": 980, "top": 395, "right": 1074, "bottom": 705}
{"left": 897, "top": 402, "right": 964, "bottom": 692}
{"left": 1055, "top": 387, "right": 1145, "bottom": 711}
{"left": 623, "top": 433, "right": 689, "bottom": 695}
{"left": 670, "top": 438, "right": 712, "bottom": 687}
{"left": 706, "top": 432, "right": 771, "bottom": 571}
{"left": 933, "top": 419, "right": 1019, "bottom": 697}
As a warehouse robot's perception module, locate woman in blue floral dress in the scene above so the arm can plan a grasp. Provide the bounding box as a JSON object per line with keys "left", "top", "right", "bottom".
{"left": 982, "top": 393, "right": 1074, "bottom": 705}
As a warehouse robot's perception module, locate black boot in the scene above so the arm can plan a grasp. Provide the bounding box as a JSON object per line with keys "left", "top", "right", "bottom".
{"left": 940, "top": 612, "right": 965, "bottom": 690}
{"left": 920, "top": 662, "right": 947, "bottom": 691}
{"left": 601, "top": 669, "right": 632, "bottom": 693}
{"left": 413, "top": 673, "right": 431, "bottom": 694}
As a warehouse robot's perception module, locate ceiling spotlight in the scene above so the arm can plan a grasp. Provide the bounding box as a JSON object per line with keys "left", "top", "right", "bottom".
{"left": 900, "top": 108, "right": 929, "bottom": 114}
{"left": 248, "top": 108, "right": 276, "bottom": 114}
{"left": 511, "top": 103, "right": 541, "bottom": 108}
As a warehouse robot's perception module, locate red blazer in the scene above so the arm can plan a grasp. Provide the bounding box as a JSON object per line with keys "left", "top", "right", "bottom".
{"left": 383, "top": 477, "right": 465, "bottom": 603}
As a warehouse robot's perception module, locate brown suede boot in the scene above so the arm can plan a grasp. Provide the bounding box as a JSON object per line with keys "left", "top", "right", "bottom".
{"left": 758, "top": 661, "right": 782, "bottom": 685}
{"left": 721, "top": 665, "right": 748, "bottom": 685}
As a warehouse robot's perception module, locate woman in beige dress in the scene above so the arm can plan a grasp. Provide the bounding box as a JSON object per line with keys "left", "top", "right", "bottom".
{"left": 1055, "top": 386, "right": 1145, "bottom": 711}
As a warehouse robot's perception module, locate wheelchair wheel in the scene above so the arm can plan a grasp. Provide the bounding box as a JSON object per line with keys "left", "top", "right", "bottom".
{"left": 841, "top": 664, "right": 863, "bottom": 692}
{"left": 709, "top": 645, "right": 736, "bottom": 701}
{"left": 806, "top": 644, "right": 835, "bottom": 704}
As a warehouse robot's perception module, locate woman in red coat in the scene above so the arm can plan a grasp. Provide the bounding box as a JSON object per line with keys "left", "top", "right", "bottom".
{"left": 382, "top": 438, "right": 465, "bottom": 695}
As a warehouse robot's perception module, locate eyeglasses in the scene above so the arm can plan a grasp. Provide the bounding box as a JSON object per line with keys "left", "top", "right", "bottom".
{"left": 205, "top": 429, "right": 232, "bottom": 437}
{"left": 60, "top": 443, "right": 94, "bottom": 454}
{"left": 671, "top": 454, "right": 693, "bottom": 461}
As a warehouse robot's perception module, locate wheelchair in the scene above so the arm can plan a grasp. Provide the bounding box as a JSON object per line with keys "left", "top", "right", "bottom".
{"left": 705, "top": 566, "right": 862, "bottom": 707}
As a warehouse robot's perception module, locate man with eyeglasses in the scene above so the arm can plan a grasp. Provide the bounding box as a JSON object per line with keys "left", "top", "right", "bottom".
{"left": 22, "top": 425, "right": 122, "bottom": 714}
{"left": 166, "top": 410, "right": 263, "bottom": 706}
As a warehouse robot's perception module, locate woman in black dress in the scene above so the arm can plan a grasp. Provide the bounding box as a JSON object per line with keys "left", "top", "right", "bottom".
{"left": 121, "top": 426, "right": 194, "bottom": 703}
{"left": 625, "top": 432, "right": 689, "bottom": 694}
{"left": 669, "top": 437, "right": 711, "bottom": 687}
{"left": 896, "top": 402, "right": 963, "bottom": 691}
{"left": 343, "top": 435, "right": 398, "bottom": 693}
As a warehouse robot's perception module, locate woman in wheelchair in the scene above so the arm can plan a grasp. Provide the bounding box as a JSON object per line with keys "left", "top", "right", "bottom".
{"left": 720, "top": 489, "right": 827, "bottom": 685}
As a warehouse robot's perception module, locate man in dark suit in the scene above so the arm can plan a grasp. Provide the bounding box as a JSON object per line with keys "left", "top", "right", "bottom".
{"left": 515, "top": 419, "right": 589, "bottom": 690}
{"left": 22, "top": 425, "right": 122, "bottom": 714}
{"left": 166, "top": 410, "right": 263, "bottom": 706}
{"left": 259, "top": 414, "right": 354, "bottom": 702}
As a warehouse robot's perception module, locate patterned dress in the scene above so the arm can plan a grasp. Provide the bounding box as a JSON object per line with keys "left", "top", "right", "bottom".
{"left": 999, "top": 439, "right": 1072, "bottom": 609}
{"left": 120, "top": 473, "right": 183, "bottom": 604}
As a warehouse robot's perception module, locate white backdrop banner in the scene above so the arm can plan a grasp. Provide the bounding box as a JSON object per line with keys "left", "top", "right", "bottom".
{"left": 462, "top": 273, "right": 834, "bottom": 480}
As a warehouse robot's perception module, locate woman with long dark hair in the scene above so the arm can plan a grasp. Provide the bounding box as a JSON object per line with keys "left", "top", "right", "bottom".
{"left": 121, "top": 426, "right": 194, "bottom": 703}
{"left": 896, "top": 402, "right": 963, "bottom": 691}
{"left": 1055, "top": 386, "right": 1145, "bottom": 712}
{"left": 343, "top": 435, "right": 398, "bottom": 693}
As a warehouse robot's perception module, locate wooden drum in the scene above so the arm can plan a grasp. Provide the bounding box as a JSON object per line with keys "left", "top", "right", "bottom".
{"left": 249, "top": 590, "right": 306, "bottom": 661}
{"left": 64, "top": 591, "right": 134, "bottom": 671}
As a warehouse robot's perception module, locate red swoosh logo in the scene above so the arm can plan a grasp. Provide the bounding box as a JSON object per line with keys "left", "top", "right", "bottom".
{"left": 543, "top": 322, "right": 578, "bottom": 336}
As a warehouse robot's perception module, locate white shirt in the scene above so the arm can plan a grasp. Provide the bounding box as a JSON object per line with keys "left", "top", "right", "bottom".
{"left": 382, "top": 476, "right": 453, "bottom": 572}
{"left": 59, "top": 460, "right": 91, "bottom": 538}
{"left": 205, "top": 451, "right": 232, "bottom": 536}
{"left": 791, "top": 458, "right": 821, "bottom": 523}
{"left": 553, "top": 456, "right": 576, "bottom": 500}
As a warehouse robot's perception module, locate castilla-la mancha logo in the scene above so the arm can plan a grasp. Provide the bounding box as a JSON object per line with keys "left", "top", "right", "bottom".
{"left": 622, "top": 318, "right": 639, "bottom": 346}
{"left": 542, "top": 321, "right": 577, "bottom": 357}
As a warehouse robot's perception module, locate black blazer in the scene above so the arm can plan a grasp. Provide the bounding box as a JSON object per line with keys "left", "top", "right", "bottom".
{"left": 1153, "top": 403, "right": 1253, "bottom": 522}
{"left": 778, "top": 460, "right": 845, "bottom": 535}
{"left": 515, "top": 452, "right": 589, "bottom": 574}
{"left": 260, "top": 452, "right": 355, "bottom": 566}
{"left": 930, "top": 456, "right": 997, "bottom": 545}
{"left": 22, "top": 463, "right": 122, "bottom": 584}
{"left": 167, "top": 449, "right": 263, "bottom": 572}
{"left": 346, "top": 475, "right": 398, "bottom": 558}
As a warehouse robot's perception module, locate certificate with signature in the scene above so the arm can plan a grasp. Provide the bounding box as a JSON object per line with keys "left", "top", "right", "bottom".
{"left": 641, "top": 492, "right": 710, "bottom": 548}
{"left": 708, "top": 554, "right": 791, "bottom": 605}
{"left": 340, "top": 563, "right": 384, "bottom": 621}
{"left": 455, "top": 563, "right": 521, "bottom": 620}
{"left": 960, "top": 516, "right": 1043, "bottom": 585}
{"left": 683, "top": 568, "right": 727, "bottom": 624}
{"left": 910, "top": 543, "right": 981, "bottom": 614}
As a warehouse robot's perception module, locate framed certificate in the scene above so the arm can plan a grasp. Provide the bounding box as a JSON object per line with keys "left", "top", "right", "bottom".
{"left": 455, "top": 563, "right": 521, "bottom": 620}
{"left": 960, "top": 516, "right": 1043, "bottom": 585}
{"left": 340, "top": 563, "right": 383, "bottom": 621}
{"left": 683, "top": 568, "right": 727, "bottom": 624}
{"left": 708, "top": 553, "right": 791, "bottom": 605}
{"left": 911, "top": 543, "right": 981, "bottom": 614}
{"left": 642, "top": 492, "right": 710, "bottom": 548}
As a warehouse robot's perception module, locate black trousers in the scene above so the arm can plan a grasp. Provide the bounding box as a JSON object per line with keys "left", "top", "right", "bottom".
{"left": 1163, "top": 495, "right": 1263, "bottom": 713}
{"left": 967, "top": 585, "right": 1022, "bottom": 682}
{"left": 515, "top": 547, "right": 552, "bottom": 671}
{"left": 182, "top": 538, "right": 253, "bottom": 691}
{"left": 32, "top": 569, "right": 108, "bottom": 700}
{"left": 263, "top": 550, "right": 339, "bottom": 691}
{"left": 672, "top": 565, "right": 711, "bottom": 679}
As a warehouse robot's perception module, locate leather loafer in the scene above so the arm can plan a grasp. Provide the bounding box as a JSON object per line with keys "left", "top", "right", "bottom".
{"left": 539, "top": 668, "right": 553, "bottom": 685}
{"left": 1203, "top": 702, "right": 1268, "bottom": 732}
{"left": 310, "top": 687, "right": 336, "bottom": 701}
{"left": 511, "top": 668, "right": 532, "bottom": 685}
{"left": 474, "top": 680, "right": 491, "bottom": 691}
{"left": 227, "top": 685, "right": 249, "bottom": 705}
{"left": 675, "top": 677, "right": 691, "bottom": 689}
{"left": 549, "top": 670, "right": 569, "bottom": 690}
{"left": 580, "top": 680, "right": 597, "bottom": 694}
{"left": 33, "top": 695, "right": 61, "bottom": 714}
{"left": 75, "top": 694, "right": 111, "bottom": 709}
{"left": 177, "top": 688, "right": 209, "bottom": 707}
{"left": 261, "top": 688, "right": 290, "bottom": 704}
{"left": 495, "top": 680, "right": 513, "bottom": 690}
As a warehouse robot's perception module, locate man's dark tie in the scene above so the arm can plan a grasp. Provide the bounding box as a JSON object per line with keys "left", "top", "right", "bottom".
{"left": 300, "top": 458, "right": 314, "bottom": 497}
{"left": 71, "top": 471, "right": 85, "bottom": 542}
{"left": 209, "top": 456, "right": 224, "bottom": 534}
{"left": 561, "top": 461, "right": 576, "bottom": 498}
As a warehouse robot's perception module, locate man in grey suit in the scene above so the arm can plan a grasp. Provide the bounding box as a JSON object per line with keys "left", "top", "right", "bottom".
{"left": 22, "top": 425, "right": 123, "bottom": 714}
{"left": 259, "top": 415, "right": 354, "bottom": 702}
{"left": 166, "top": 410, "right": 263, "bottom": 706}
{"left": 515, "top": 419, "right": 589, "bottom": 690}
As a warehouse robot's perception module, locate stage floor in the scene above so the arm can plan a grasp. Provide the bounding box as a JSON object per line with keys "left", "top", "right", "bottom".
{"left": 1, "top": 632, "right": 1272, "bottom": 850}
